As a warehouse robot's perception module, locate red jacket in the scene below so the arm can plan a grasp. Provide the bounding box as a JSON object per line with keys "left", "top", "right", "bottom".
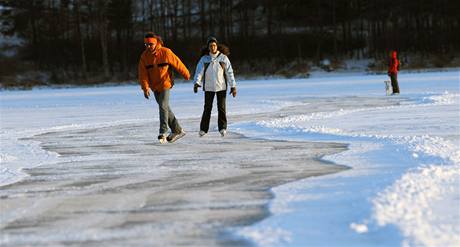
{"left": 388, "top": 51, "right": 399, "bottom": 75}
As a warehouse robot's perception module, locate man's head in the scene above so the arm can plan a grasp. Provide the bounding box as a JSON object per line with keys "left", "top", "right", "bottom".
{"left": 207, "top": 36, "right": 218, "bottom": 54}
{"left": 144, "top": 32, "right": 163, "bottom": 53}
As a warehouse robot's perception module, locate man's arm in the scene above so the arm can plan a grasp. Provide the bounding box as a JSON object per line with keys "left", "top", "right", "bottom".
{"left": 166, "top": 49, "right": 190, "bottom": 80}
{"left": 138, "top": 57, "right": 150, "bottom": 94}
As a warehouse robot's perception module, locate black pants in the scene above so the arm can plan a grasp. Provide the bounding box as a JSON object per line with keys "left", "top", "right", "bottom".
{"left": 200, "top": 90, "right": 227, "bottom": 132}
{"left": 390, "top": 73, "right": 400, "bottom": 93}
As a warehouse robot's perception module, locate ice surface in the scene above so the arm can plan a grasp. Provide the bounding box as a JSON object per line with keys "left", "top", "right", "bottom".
{"left": 1, "top": 70, "right": 459, "bottom": 246}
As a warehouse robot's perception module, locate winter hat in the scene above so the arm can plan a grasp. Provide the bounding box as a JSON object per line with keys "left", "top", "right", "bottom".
{"left": 207, "top": 36, "right": 218, "bottom": 45}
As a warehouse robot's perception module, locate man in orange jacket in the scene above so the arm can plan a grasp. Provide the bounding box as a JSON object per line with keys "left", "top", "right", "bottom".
{"left": 387, "top": 50, "right": 400, "bottom": 95}
{"left": 138, "top": 32, "right": 190, "bottom": 143}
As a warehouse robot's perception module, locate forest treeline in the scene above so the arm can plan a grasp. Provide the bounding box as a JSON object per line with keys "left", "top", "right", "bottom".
{"left": 0, "top": 0, "right": 459, "bottom": 88}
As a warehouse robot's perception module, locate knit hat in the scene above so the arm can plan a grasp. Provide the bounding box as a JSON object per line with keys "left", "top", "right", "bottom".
{"left": 207, "top": 36, "right": 218, "bottom": 45}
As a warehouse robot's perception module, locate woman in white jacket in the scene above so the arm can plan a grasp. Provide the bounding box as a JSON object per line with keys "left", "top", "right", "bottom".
{"left": 193, "top": 36, "right": 237, "bottom": 137}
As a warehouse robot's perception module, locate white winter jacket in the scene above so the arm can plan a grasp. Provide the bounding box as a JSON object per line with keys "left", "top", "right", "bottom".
{"left": 193, "top": 51, "right": 236, "bottom": 92}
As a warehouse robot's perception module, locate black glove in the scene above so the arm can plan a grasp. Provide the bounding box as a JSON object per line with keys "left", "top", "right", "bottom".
{"left": 193, "top": 83, "right": 201, "bottom": 93}
{"left": 144, "top": 90, "right": 150, "bottom": 99}
{"left": 230, "top": 87, "right": 237, "bottom": 97}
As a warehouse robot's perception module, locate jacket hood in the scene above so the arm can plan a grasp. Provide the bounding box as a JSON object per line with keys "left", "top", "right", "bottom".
{"left": 392, "top": 51, "right": 397, "bottom": 58}
{"left": 154, "top": 43, "right": 163, "bottom": 53}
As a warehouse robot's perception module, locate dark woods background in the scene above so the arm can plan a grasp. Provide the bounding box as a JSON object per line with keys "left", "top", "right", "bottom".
{"left": 1, "top": 0, "right": 459, "bottom": 88}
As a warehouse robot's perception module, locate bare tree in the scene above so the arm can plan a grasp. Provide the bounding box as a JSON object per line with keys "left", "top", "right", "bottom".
{"left": 74, "top": 0, "right": 88, "bottom": 80}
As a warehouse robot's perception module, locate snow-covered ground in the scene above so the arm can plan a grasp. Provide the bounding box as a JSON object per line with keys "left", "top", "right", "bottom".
{"left": 232, "top": 71, "right": 460, "bottom": 246}
{"left": 1, "top": 70, "right": 459, "bottom": 246}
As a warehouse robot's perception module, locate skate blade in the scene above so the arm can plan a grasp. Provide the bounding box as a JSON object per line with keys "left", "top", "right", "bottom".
{"left": 167, "top": 132, "right": 186, "bottom": 143}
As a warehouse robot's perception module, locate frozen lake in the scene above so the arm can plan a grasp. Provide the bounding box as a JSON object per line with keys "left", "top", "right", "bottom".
{"left": 1, "top": 70, "right": 459, "bottom": 246}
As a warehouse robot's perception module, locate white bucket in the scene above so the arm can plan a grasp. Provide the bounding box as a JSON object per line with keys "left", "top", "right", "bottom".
{"left": 384, "top": 80, "right": 391, "bottom": 95}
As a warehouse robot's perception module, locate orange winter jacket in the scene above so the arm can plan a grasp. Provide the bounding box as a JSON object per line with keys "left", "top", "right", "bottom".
{"left": 138, "top": 44, "right": 190, "bottom": 93}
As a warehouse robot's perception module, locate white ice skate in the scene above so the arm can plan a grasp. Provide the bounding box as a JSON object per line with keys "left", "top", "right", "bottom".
{"left": 199, "top": 130, "right": 207, "bottom": 137}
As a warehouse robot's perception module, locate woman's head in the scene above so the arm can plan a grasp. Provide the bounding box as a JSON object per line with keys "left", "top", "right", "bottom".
{"left": 208, "top": 42, "right": 218, "bottom": 54}
{"left": 207, "top": 36, "right": 218, "bottom": 54}
{"left": 199, "top": 36, "right": 230, "bottom": 57}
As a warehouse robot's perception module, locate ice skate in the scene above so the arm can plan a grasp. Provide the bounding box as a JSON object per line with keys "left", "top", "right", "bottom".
{"left": 158, "top": 134, "right": 168, "bottom": 144}
{"left": 167, "top": 130, "right": 186, "bottom": 143}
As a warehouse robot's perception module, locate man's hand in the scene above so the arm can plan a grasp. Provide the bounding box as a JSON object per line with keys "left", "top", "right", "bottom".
{"left": 230, "top": 87, "right": 237, "bottom": 97}
{"left": 193, "top": 84, "right": 201, "bottom": 93}
{"left": 144, "top": 90, "right": 150, "bottom": 99}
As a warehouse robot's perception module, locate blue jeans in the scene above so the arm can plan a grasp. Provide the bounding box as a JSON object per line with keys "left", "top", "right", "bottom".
{"left": 153, "top": 89, "right": 182, "bottom": 135}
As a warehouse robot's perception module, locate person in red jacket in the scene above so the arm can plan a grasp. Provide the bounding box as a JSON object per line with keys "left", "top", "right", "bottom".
{"left": 138, "top": 32, "right": 190, "bottom": 143}
{"left": 388, "top": 50, "right": 400, "bottom": 94}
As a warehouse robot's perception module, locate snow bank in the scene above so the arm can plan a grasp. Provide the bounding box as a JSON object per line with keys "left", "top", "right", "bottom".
{"left": 373, "top": 164, "right": 460, "bottom": 247}
{"left": 234, "top": 83, "right": 459, "bottom": 246}
{"left": 238, "top": 227, "right": 292, "bottom": 246}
